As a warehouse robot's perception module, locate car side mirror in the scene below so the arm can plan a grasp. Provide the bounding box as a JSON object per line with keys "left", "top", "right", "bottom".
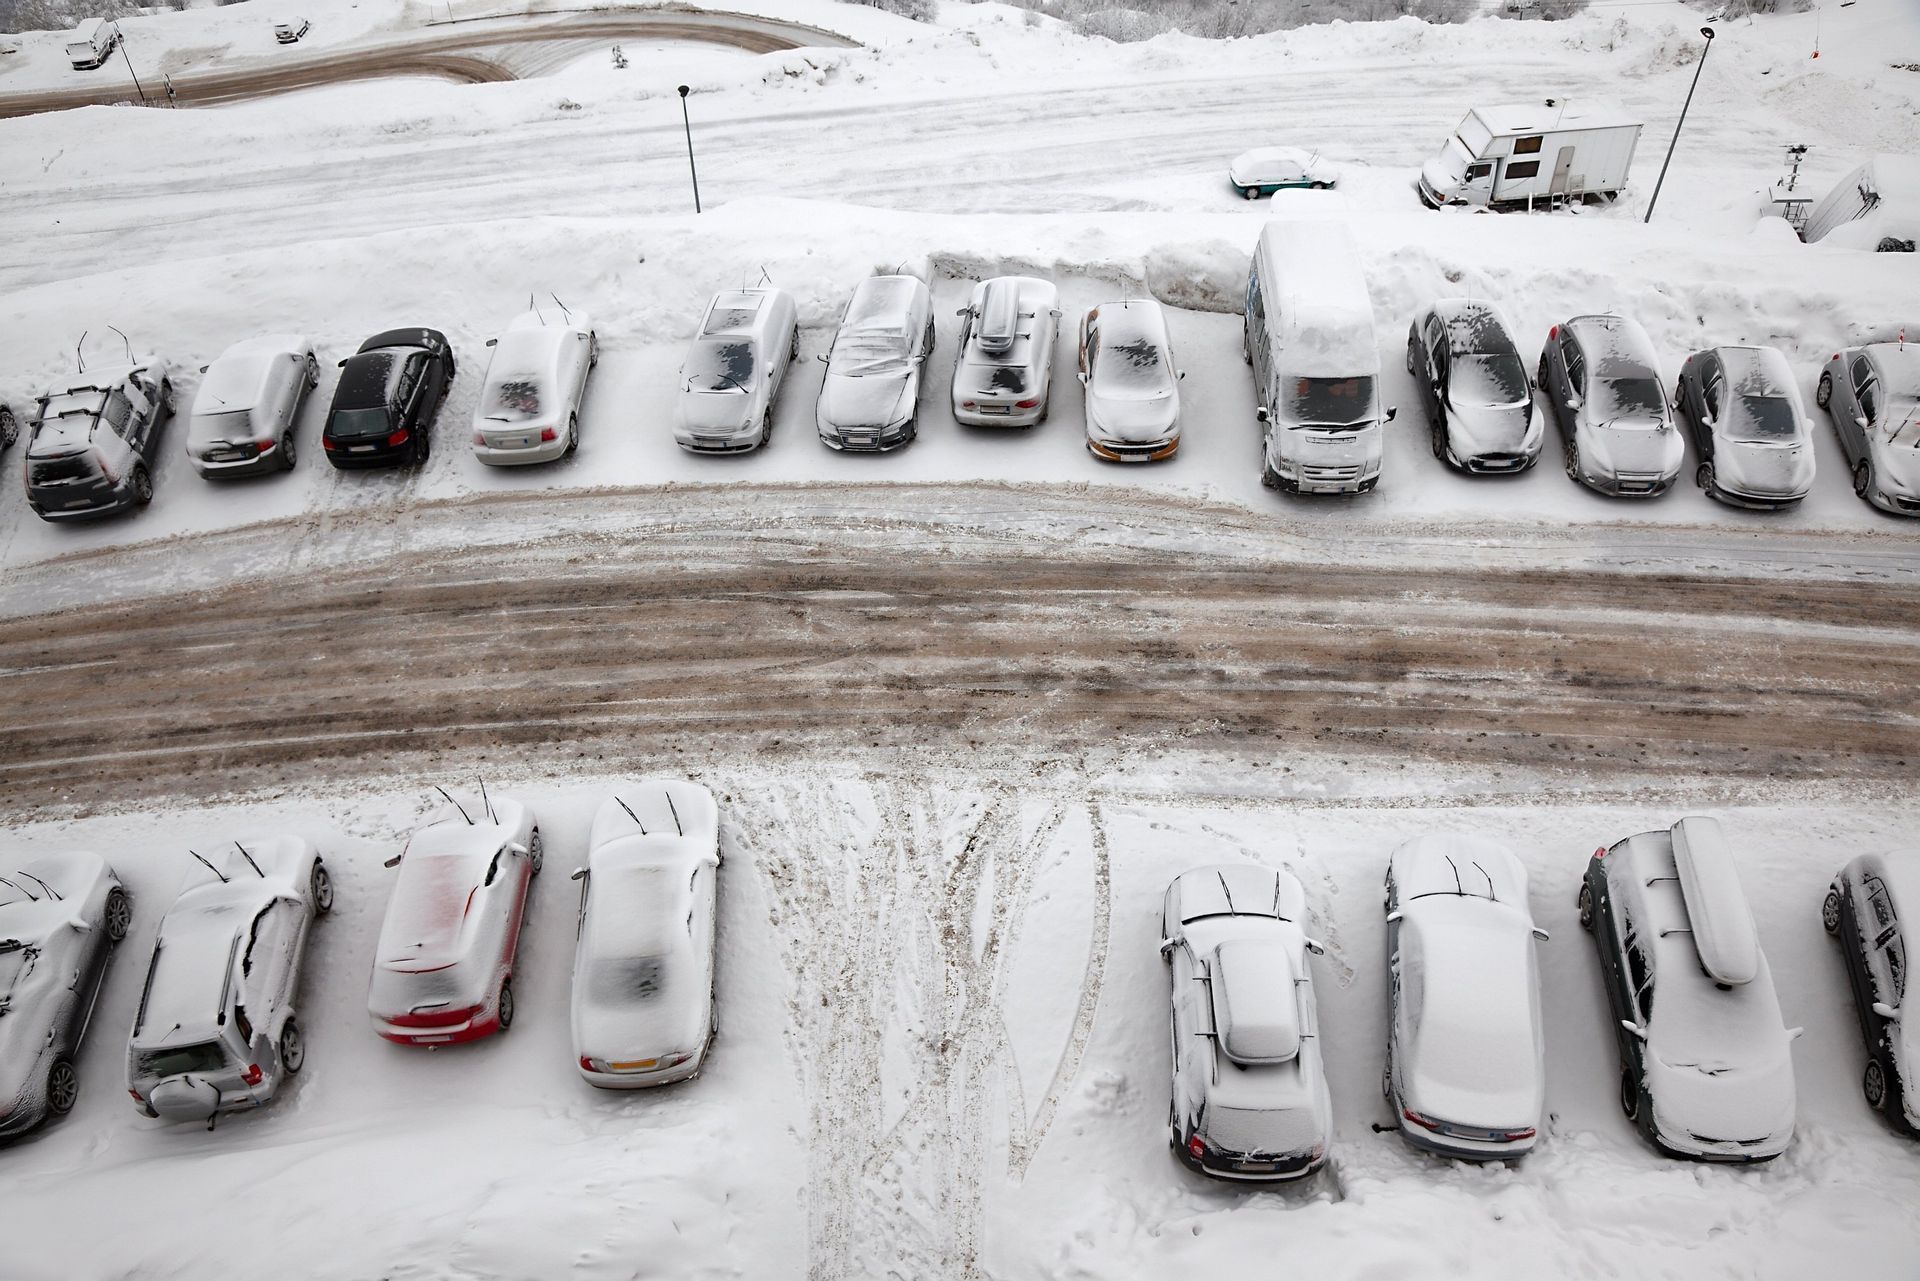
{"left": 1384, "top": 910, "right": 1402, "bottom": 924}
{"left": 1304, "top": 938, "right": 1326, "bottom": 956}
{"left": 955, "top": 307, "right": 970, "bottom": 317}
{"left": 1874, "top": 1002, "right": 1900, "bottom": 1020}
{"left": 485, "top": 338, "right": 498, "bottom": 348}
{"left": 383, "top": 854, "right": 403, "bottom": 868}
{"left": 1621, "top": 1020, "right": 1647, "bottom": 1041}
{"left": 338, "top": 359, "right": 349, "bottom": 368}
{"left": 1255, "top": 407, "right": 1270, "bottom": 424}
{"left": 199, "top": 364, "right": 210, "bottom": 374}
{"left": 1855, "top": 416, "right": 1870, "bottom": 431}
{"left": 1077, "top": 371, "right": 1089, "bottom": 385}
{"left": 1178, "top": 370, "right": 1186, "bottom": 380}
{"left": 816, "top": 354, "right": 829, "bottom": 364}
{"left": 1050, "top": 309, "right": 1063, "bottom": 319}
{"left": 570, "top": 867, "right": 588, "bottom": 881}
{"left": 1567, "top": 391, "right": 1583, "bottom": 409}
{"left": 1532, "top": 926, "right": 1551, "bottom": 942}
{"left": 1384, "top": 406, "right": 1397, "bottom": 423}
{"left": 508, "top": 842, "right": 529, "bottom": 856}
{"left": 1786, "top": 1026, "right": 1805, "bottom": 1041}
{"left": 1158, "top": 938, "right": 1175, "bottom": 956}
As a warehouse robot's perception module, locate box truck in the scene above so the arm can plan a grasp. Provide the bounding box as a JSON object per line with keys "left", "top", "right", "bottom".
{"left": 1418, "top": 102, "right": 1641, "bottom": 210}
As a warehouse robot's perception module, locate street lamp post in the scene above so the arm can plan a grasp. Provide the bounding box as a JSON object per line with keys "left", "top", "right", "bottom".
{"left": 1643, "top": 26, "right": 1716, "bottom": 224}
{"left": 118, "top": 33, "right": 149, "bottom": 106}
{"left": 677, "top": 84, "right": 702, "bottom": 214}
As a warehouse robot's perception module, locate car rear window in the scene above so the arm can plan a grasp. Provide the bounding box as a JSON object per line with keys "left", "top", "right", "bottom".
{"left": 590, "top": 955, "right": 667, "bottom": 1003}
{"left": 137, "top": 1042, "right": 230, "bottom": 1078}
{"left": 28, "top": 453, "right": 102, "bottom": 486}
{"left": 330, "top": 407, "right": 393, "bottom": 439}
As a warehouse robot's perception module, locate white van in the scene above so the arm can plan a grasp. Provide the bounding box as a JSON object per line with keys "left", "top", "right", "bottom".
{"left": 1418, "top": 102, "right": 1641, "bottom": 210}
{"left": 1244, "top": 221, "right": 1392, "bottom": 495}
{"left": 66, "top": 17, "right": 121, "bottom": 70}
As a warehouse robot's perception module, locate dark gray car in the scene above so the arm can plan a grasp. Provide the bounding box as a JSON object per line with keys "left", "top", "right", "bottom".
{"left": 1537, "top": 315, "right": 1682, "bottom": 497}
{"left": 1817, "top": 343, "right": 1920, "bottom": 516}
{"left": 1406, "top": 299, "right": 1541, "bottom": 473}
{"left": 24, "top": 359, "right": 176, "bottom": 521}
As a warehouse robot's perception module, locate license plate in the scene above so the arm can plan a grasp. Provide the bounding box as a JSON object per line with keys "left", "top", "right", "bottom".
{"left": 66, "top": 498, "right": 92, "bottom": 508}
{"left": 415, "top": 1034, "right": 453, "bottom": 1043}
{"left": 349, "top": 444, "right": 375, "bottom": 453}
{"left": 845, "top": 437, "right": 873, "bottom": 446}
{"left": 1238, "top": 1161, "right": 1276, "bottom": 1172}
{"left": 979, "top": 405, "right": 1009, "bottom": 415}
{"left": 610, "top": 1058, "right": 658, "bottom": 1071}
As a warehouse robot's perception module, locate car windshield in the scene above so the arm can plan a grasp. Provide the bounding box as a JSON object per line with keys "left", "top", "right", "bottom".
{"left": 830, "top": 332, "right": 909, "bottom": 377}
{"left": 481, "top": 374, "right": 544, "bottom": 421}
{"left": 1724, "top": 394, "right": 1799, "bottom": 443}
{"left": 589, "top": 955, "right": 667, "bottom": 1003}
{"left": 1883, "top": 400, "right": 1920, "bottom": 446}
{"left": 330, "top": 406, "right": 393, "bottom": 439}
{"left": 1452, "top": 353, "right": 1528, "bottom": 407}
{"left": 1092, "top": 336, "right": 1172, "bottom": 400}
{"left": 0, "top": 941, "right": 37, "bottom": 1011}
{"left": 190, "top": 408, "right": 253, "bottom": 442}
{"left": 1287, "top": 375, "right": 1376, "bottom": 427}
{"left": 137, "top": 1042, "right": 230, "bottom": 1079}
{"left": 27, "top": 453, "right": 101, "bottom": 487}
{"left": 1594, "top": 376, "right": 1665, "bottom": 426}
{"left": 685, "top": 339, "right": 755, "bottom": 392}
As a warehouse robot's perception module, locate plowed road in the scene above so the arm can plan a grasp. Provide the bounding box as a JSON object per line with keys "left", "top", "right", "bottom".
{"left": 1, "top": 486, "right": 1915, "bottom": 814}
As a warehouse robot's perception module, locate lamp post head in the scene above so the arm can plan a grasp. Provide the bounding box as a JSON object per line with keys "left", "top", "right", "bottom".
{"left": 678, "top": 84, "right": 690, "bottom": 97}
{"left": 1700, "top": 25, "right": 1714, "bottom": 40}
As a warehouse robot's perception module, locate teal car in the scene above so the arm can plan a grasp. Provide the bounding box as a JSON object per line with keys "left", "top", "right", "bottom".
{"left": 1228, "top": 147, "right": 1339, "bottom": 199}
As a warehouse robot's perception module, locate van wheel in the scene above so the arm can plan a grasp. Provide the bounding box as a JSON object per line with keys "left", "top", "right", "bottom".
{"left": 1577, "top": 882, "right": 1595, "bottom": 932}
{"left": 46, "top": 1058, "right": 79, "bottom": 1116}
{"left": 280, "top": 1020, "right": 305, "bottom": 1074}
{"left": 131, "top": 464, "right": 154, "bottom": 507}
{"left": 1815, "top": 372, "right": 1832, "bottom": 410}
{"left": 1822, "top": 886, "right": 1843, "bottom": 936}
{"left": 1865, "top": 1057, "right": 1890, "bottom": 1111}
{"left": 1854, "top": 461, "right": 1873, "bottom": 499}
{"left": 497, "top": 980, "right": 516, "bottom": 1032}
{"left": 105, "top": 887, "right": 132, "bottom": 941}
{"left": 310, "top": 861, "right": 334, "bottom": 915}
{"left": 1619, "top": 1068, "right": 1640, "bottom": 1121}
{"left": 1261, "top": 460, "right": 1282, "bottom": 491}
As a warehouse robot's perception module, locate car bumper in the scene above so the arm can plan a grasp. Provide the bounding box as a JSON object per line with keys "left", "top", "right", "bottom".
{"left": 1868, "top": 486, "right": 1920, "bottom": 517}
{"left": 193, "top": 446, "right": 284, "bottom": 478}
{"left": 1088, "top": 435, "right": 1178, "bottom": 463}
{"left": 955, "top": 404, "right": 1043, "bottom": 429}
{"left": 1454, "top": 449, "right": 1538, "bottom": 475}
{"left": 1709, "top": 483, "right": 1807, "bottom": 510}
{"left": 1396, "top": 1121, "right": 1537, "bottom": 1162}
{"left": 1651, "top": 1127, "right": 1790, "bottom": 1163}
{"left": 820, "top": 425, "right": 912, "bottom": 452}
{"left": 0, "top": 1098, "right": 45, "bottom": 1139}
{"left": 577, "top": 1051, "right": 706, "bottom": 1089}
{"left": 1582, "top": 471, "right": 1677, "bottom": 498}
{"left": 29, "top": 484, "right": 138, "bottom": 520}
{"left": 475, "top": 439, "right": 568, "bottom": 467}
{"left": 1173, "top": 1132, "right": 1325, "bottom": 1182}
{"left": 1270, "top": 457, "right": 1381, "bottom": 495}
{"left": 371, "top": 1012, "right": 499, "bottom": 1045}
{"left": 675, "top": 427, "right": 761, "bottom": 454}
{"left": 325, "top": 441, "right": 413, "bottom": 468}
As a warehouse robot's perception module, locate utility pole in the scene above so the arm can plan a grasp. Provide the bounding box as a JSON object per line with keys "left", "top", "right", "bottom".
{"left": 1644, "top": 26, "right": 1715, "bottom": 224}
{"left": 677, "top": 84, "right": 702, "bottom": 214}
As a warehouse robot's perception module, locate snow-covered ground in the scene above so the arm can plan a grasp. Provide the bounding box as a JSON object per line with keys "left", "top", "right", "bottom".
{"left": 2, "top": 1, "right": 1918, "bottom": 1277}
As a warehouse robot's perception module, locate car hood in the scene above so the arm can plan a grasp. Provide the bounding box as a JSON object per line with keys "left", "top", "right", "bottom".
{"left": 1087, "top": 391, "right": 1179, "bottom": 443}
{"left": 1583, "top": 421, "right": 1683, "bottom": 477}
{"left": 819, "top": 370, "right": 915, "bottom": 430}
{"left": 1421, "top": 157, "right": 1462, "bottom": 196}
{"left": 1448, "top": 400, "right": 1537, "bottom": 455}
{"left": 674, "top": 391, "right": 755, "bottom": 435}
{"left": 1716, "top": 439, "right": 1814, "bottom": 497}
{"left": 1870, "top": 440, "right": 1920, "bottom": 495}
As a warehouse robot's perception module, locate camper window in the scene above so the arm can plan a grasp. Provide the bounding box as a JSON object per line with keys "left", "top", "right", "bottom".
{"left": 1505, "top": 160, "right": 1541, "bottom": 180}
{"left": 1513, "top": 135, "right": 1544, "bottom": 156}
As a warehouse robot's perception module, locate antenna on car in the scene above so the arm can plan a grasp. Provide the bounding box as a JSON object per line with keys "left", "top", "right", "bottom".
{"left": 188, "top": 850, "right": 229, "bottom": 884}
{"left": 233, "top": 840, "right": 265, "bottom": 879}
{"left": 0, "top": 873, "right": 39, "bottom": 901}
{"left": 479, "top": 777, "right": 496, "bottom": 823}
{"left": 108, "top": 324, "right": 132, "bottom": 364}
{"left": 435, "top": 785, "right": 475, "bottom": 826}
{"left": 665, "top": 792, "right": 683, "bottom": 836}
{"left": 614, "top": 795, "right": 647, "bottom": 835}
{"left": 76, "top": 329, "right": 89, "bottom": 373}
{"left": 549, "top": 292, "right": 573, "bottom": 325}
{"left": 20, "top": 871, "right": 61, "bottom": 900}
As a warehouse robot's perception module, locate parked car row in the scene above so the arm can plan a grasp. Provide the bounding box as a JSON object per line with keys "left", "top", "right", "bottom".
{"left": 13, "top": 226, "right": 1917, "bottom": 520}
{"left": 1164, "top": 818, "right": 1920, "bottom": 1184}
{"left": 0, "top": 781, "right": 718, "bottom": 1135}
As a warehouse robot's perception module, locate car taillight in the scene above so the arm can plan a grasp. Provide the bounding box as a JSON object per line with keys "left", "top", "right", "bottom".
{"left": 1594, "top": 845, "right": 1608, "bottom": 860}
{"left": 256, "top": 440, "right": 274, "bottom": 454}
{"left": 1186, "top": 1134, "right": 1208, "bottom": 1160}
{"left": 242, "top": 1063, "right": 263, "bottom": 1086}
{"left": 322, "top": 436, "right": 337, "bottom": 451}
{"left": 1402, "top": 1107, "right": 1442, "bottom": 1131}
{"left": 539, "top": 427, "right": 558, "bottom": 442}
{"left": 472, "top": 431, "right": 487, "bottom": 446}
{"left": 1548, "top": 325, "right": 1558, "bottom": 340}
{"left": 961, "top": 400, "right": 977, "bottom": 410}
{"left": 579, "top": 1056, "right": 599, "bottom": 1072}
{"left": 385, "top": 429, "right": 410, "bottom": 447}
{"left": 1500, "top": 1127, "right": 1537, "bottom": 1142}
{"left": 128, "top": 1089, "right": 143, "bottom": 1103}
{"left": 1015, "top": 398, "right": 1040, "bottom": 409}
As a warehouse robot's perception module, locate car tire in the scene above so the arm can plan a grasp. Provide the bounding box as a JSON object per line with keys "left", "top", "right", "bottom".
{"left": 1855, "top": 460, "right": 1873, "bottom": 499}
{"left": 1816, "top": 372, "right": 1833, "bottom": 410}
{"left": 1577, "top": 882, "right": 1595, "bottom": 932}
{"left": 1695, "top": 461, "right": 1713, "bottom": 494}
{"left": 565, "top": 414, "right": 579, "bottom": 457}
{"left": 105, "top": 886, "right": 132, "bottom": 941}
{"left": 1563, "top": 440, "right": 1580, "bottom": 485}
{"left": 311, "top": 860, "right": 334, "bottom": 915}
{"left": 1822, "top": 886, "right": 1843, "bottom": 936}
{"left": 46, "top": 1058, "right": 79, "bottom": 1116}
{"left": 1261, "top": 460, "right": 1282, "bottom": 491}
{"left": 1431, "top": 419, "right": 1447, "bottom": 461}
{"left": 1865, "top": 1057, "right": 1890, "bottom": 1111}
{"left": 131, "top": 464, "right": 153, "bottom": 508}
{"left": 1243, "top": 185, "right": 1259, "bottom": 201}
{"left": 0, "top": 405, "right": 17, "bottom": 449}
{"left": 280, "top": 1020, "right": 305, "bottom": 1074}
{"left": 590, "top": 333, "right": 601, "bottom": 370}
{"left": 1381, "top": 1052, "right": 1394, "bottom": 1102}
{"left": 759, "top": 410, "right": 773, "bottom": 449}
{"left": 528, "top": 827, "right": 544, "bottom": 876}
{"left": 1620, "top": 1068, "right": 1640, "bottom": 1121}
{"left": 789, "top": 329, "right": 799, "bottom": 362}
{"left": 281, "top": 426, "right": 298, "bottom": 472}
{"left": 305, "top": 353, "right": 320, "bottom": 391}
{"left": 497, "top": 980, "right": 515, "bottom": 1032}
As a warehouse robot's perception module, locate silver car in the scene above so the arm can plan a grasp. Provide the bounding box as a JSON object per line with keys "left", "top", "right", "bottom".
{"left": 186, "top": 334, "right": 318, "bottom": 478}
{"left": 816, "top": 275, "right": 934, "bottom": 451}
{"left": 1077, "top": 299, "right": 1182, "bottom": 462}
{"left": 1406, "top": 299, "right": 1542, "bottom": 474}
{"left": 673, "top": 288, "right": 799, "bottom": 454}
{"left": 1674, "top": 345, "right": 1814, "bottom": 509}
{"left": 950, "top": 276, "right": 1060, "bottom": 428}
{"left": 1817, "top": 343, "right": 1920, "bottom": 516}
{"left": 127, "top": 839, "right": 333, "bottom": 1125}
{"left": 1537, "top": 314, "right": 1683, "bottom": 497}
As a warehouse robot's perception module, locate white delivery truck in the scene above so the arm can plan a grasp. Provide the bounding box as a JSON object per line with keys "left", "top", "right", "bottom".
{"left": 1800, "top": 155, "right": 1920, "bottom": 252}
{"left": 1418, "top": 101, "right": 1641, "bottom": 210}
{"left": 1244, "top": 221, "right": 1393, "bottom": 496}
{"left": 65, "top": 17, "right": 121, "bottom": 69}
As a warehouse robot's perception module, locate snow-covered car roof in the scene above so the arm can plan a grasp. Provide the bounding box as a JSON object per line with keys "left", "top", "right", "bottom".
{"left": 193, "top": 335, "right": 307, "bottom": 416}
{"left": 374, "top": 799, "right": 528, "bottom": 973}
{"left": 1430, "top": 299, "right": 1520, "bottom": 356}
{"left": 1399, "top": 896, "right": 1540, "bottom": 1115}
{"left": 1855, "top": 848, "right": 1920, "bottom": 923}
{"left": 1254, "top": 221, "right": 1377, "bottom": 376}
{"left": 1228, "top": 147, "right": 1335, "bottom": 182}
{"left": 700, "top": 290, "right": 773, "bottom": 337}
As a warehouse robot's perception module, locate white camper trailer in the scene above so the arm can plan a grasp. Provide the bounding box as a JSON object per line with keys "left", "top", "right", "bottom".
{"left": 65, "top": 17, "right": 120, "bottom": 69}
{"left": 1801, "top": 156, "right": 1920, "bottom": 252}
{"left": 1418, "top": 102, "right": 1641, "bottom": 210}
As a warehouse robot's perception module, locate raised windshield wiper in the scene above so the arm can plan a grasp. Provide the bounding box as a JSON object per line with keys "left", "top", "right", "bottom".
{"left": 710, "top": 373, "right": 750, "bottom": 394}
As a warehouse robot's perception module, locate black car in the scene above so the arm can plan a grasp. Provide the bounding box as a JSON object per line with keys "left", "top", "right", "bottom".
{"left": 1823, "top": 853, "right": 1920, "bottom": 1136}
{"left": 322, "top": 328, "right": 456, "bottom": 469}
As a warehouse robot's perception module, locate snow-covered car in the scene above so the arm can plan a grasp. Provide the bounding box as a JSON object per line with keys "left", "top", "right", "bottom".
{"left": 323, "top": 327, "right": 455, "bottom": 469}
{"left": 1816, "top": 342, "right": 1920, "bottom": 516}
{"left": 1228, "top": 147, "right": 1339, "bottom": 199}
{"left": 950, "top": 276, "right": 1061, "bottom": 429}
{"left": 1077, "top": 299, "right": 1182, "bottom": 461}
{"left": 672, "top": 288, "right": 798, "bottom": 453}
{"left": 273, "top": 17, "right": 310, "bottom": 43}
{"left": 186, "top": 334, "right": 318, "bottom": 478}
{"left": 471, "top": 309, "right": 597, "bottom": 466}
{"left": 0, "top": 852, "right": 131, "bottom": 1139}
{"left": 1674, "top": 345, "right": 1814, "bottom": 509}
{"left": 571, "top": 782, "right": 720, "bottom": 1088}
{"left": 1162, "top": 864, "right": 1332, "bottom": 1181}
{"left": 1406, "top": 299, "right": 1542, "bottom": 473}
{"left": 25, "top": 358, "right": 175, "bottom": 521}
{"left": 368, "top": 791, "right": 540, "bottom": 1045}
{"left": 126, "top": 839, "right": 332, "bottom": 1125}
{"left": 1578, "top": 816, "right": 1799, "bottom": 1162}
{"left": 816, "top": 275, "right": 935, "bottom": 451}
{"left": 1383, "top": 834, "right": 1548, "bottom": 1161}
{"left": 1537, "top": 314, "right": 1682, "bottom": 497}
{"left": 1823, "top": 850, "right": 1920, "bottom": 1136}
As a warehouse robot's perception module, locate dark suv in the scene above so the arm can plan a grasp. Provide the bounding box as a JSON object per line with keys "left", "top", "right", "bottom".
{"left": 322, "top": 328, "right": 456, "bottom": 469}
{"left": 23, "top": 361, "right": 175, "bottom": 521}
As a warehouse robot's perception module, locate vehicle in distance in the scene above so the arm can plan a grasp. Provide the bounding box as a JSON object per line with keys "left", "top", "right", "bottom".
{"left": 322, "top": 327, "right": 455, "bottom": 469}
{"left": 571, "top": 782, "right": 721, "bottom": 1087}
{"left": 1417, "top": 102, "right": 1641, "bottom": 210}
{"left": 1228, "top": 146, "right": 1339, "bottom": 199}
{"left": 185, "top": 334, "right": 318, "bottom": 478}
{"left": 1823, "top": 851, "right": 1920, "bottom": 1136}
{"left": 1383, "top": 834, "right": 1548, "bottom": 1161}
{"left": 672, "top": 288, "right": 798, "bottom": 453}
{"left": 65, "top": 17, "right": 120, "bottom": 69}
{"left": 1578, "top": 815, "right": 1799, "bottom": 1161}
{"left": 950, "top": 276, "right": 1061, "bottom": 429}
{"left": 25, "top": 357, "right": 175, "bottom": 521}
{"left": 1537, "top": 314, "right": 1681, "bottom": 497}
{"left": 472, "top": 308, "right": 597, "bottom": 466}
{"left": 1078, "top": 299, "right": 1182, "bottom": 462}
{"left": 1163, "top": 864, "right": 1331, "bottom": 1181}
{"left": 816, "top": 275, "right": 935, "bottom": 452}
{"left": 1406, "top": 299, "right": 1541, "bottom": 473}
{"left": 127, "top": 839, "right": 332, "bottom": 1124}
{"left": 0, "top": 852, "right": 131, "bottom": 1138}
{"left": 1817, "top": 342, "right": 1920, "bottom": 515}
{"left": 273, "top": 16, "right": 310, "bottom": 43}
{"left": 1673, "top": 345, "right": 1813, "bottom": 509}
{"left": 368, "top": 790, "right": 540, "bottom": 1045}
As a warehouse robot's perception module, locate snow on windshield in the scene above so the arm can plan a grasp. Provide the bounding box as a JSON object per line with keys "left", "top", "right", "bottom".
{"left": 1093, "top": 335, "right": 1171, "bottom": 400}
{"left": 482, "top": 374, "right": 545, "bottom": 421}
{"left": 1585, "top": 324, "right": 1664, "bottom": 425}
{"left": 685, "top": 339, "right": 756, "bottom": 392}
{"left": 1453, "top": 354, "right": 1529, "bottom": 407}
{"left": 1287, "top": 375, "right": 1376, "bottom": 426}
{"left": 830, "top": 331, "right": 908, "bottom": 376}
{"left": 1725, "top": 396, "right": 1798, "bottom": 443}
{"left": 1594, "top": 376, "right": 1665, "bottom": 425}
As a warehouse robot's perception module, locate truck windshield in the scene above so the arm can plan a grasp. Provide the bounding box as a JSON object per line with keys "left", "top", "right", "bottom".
{"left": 137, "top": 1042, "right": 230, "bottom": 1079}
{"left": 1288, "top": 376, "right": 1376, "bottom": 427}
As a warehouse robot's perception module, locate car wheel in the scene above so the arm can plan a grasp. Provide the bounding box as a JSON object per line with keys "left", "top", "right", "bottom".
{"left": 1381, "top": 1052, "right": 1394, "bottom": 1102}
{"left": 1620, "top": 1068, "right": 1640, "bottom": 1121}
{"left": 1822, "top": 886, "right": 1843, "bottom": 936}
{"left": 497, "top": 980, "right": 515, "bottom": 1032}
{"left": 280, "top": 1020, "right": 305, "bottom": 1074}
{"left": 759, "top": 410, "right": 773, "bottom": 449}
{"left": 1855, "top": 460, "right": 1873, "bottom": 499}
{"left": 1431, "top": 419, "right": 1446, "bottom": 461}
{"left": 528, "top": 828, "right": 544, "bottom": 876}
{"left": 310, "top": 860, "right": 334, "bottom": 915}
{"left": 0, "top": 405, "right": 17, "bottom": 449}
{"left": 281, "top": 426, "right": 298, "bottom": 471}
{"left": 1242, "top": 324, "right": 1252, "bottom": 366}
{"left": 305, "top": 353, "right": 320, "bottom": 391}
{"left": 1865, "top": 1057, "right": 1890, "bottom": 1111}
{"left": 590, "top": 333, "right": 601, "bottom": 370}
{"left": 131, "top": 464, "right": 154, "bottom": 507}
{"left": 105, "top": 886, "right": 131, "bottom": 941}
{"left": 565, "top": 414, "right": 579, "bottom": 457}
{"left": 1695, "top": 461, "right": 1714, "bottom": 494}
{"left": 1563, "top": 440, "right": 1580, "bottom": 485}
{"left": 1243, "top": 185, "right": 1259, "bottom": 201}
{"left": 1577, "top": 882, "right": 1595, "bottom": 932}
{"left": 46, "top": 1058, "right": 79, "bottom": 1116}
{"left": 1537, "top": 355, "right": 1549, "bottom": 391}
{"left": 789, "top": 329, "right": 799, "bottom": 362}
{"left": 1815, "top": 372, "right": 1833, "bottom": 410}
{"left": 1261, "top": 460, "right": 1282, "bottom": 491}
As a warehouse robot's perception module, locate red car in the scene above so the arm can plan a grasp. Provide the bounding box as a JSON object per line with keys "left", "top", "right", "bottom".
{"left": 367, "top": 792, "right": 542, "bottom": 1045}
